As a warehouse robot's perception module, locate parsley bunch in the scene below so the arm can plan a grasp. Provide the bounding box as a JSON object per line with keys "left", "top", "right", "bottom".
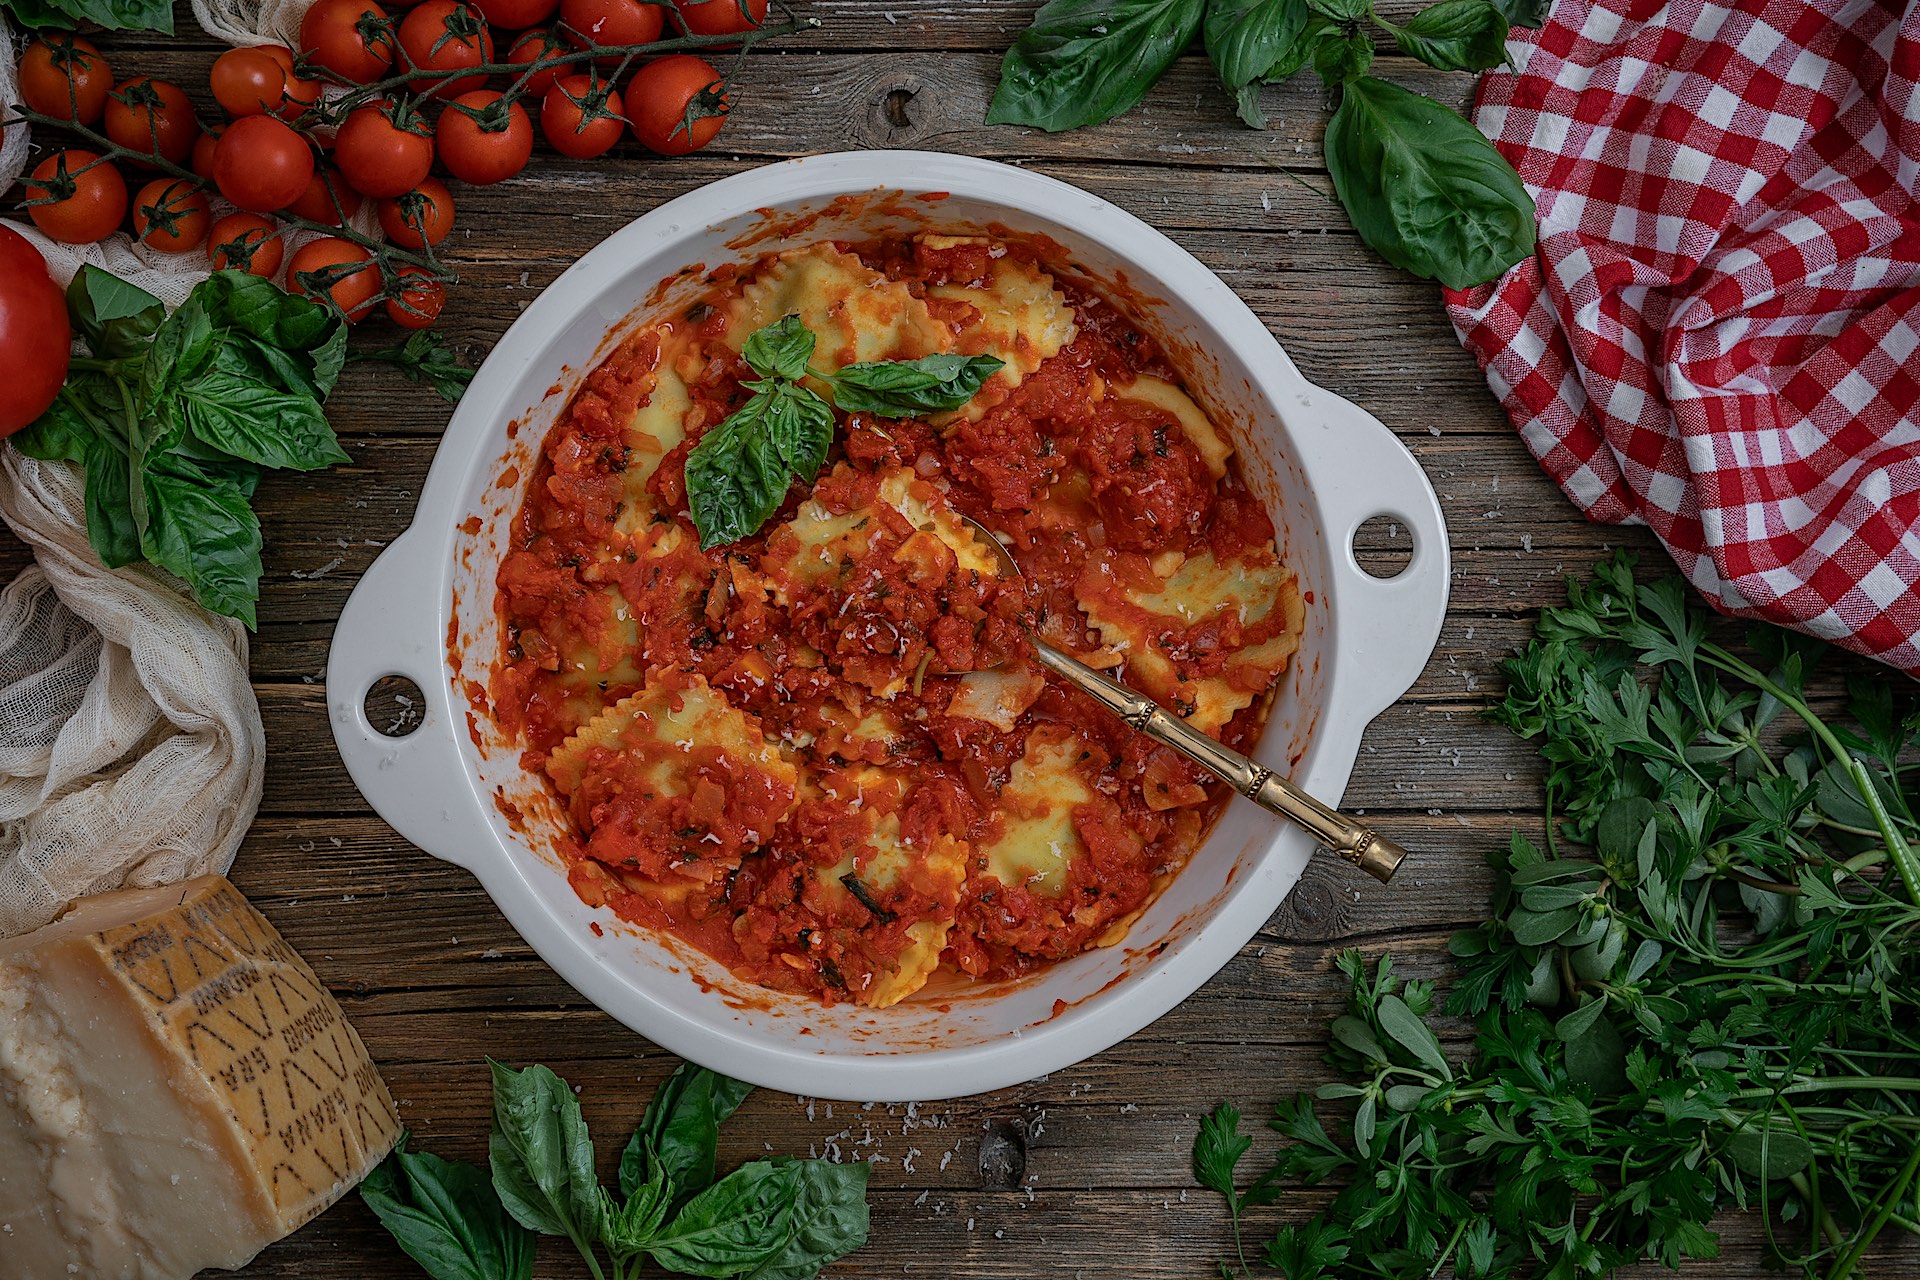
{"left": 1197, "top": 552, "right": 1920, "bottom": 1279}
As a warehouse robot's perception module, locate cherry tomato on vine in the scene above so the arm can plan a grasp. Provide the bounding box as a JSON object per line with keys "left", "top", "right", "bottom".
{"left": 398, "top": 0, "right": 494, "bottom": 98}
{"left": 385, "top": 267, "right": 446, "bottom": 328}
{"left": 191, "top": 123, "right": 224, "bottom": 180}
{"left": 626, "top": 54, "right": 727, "bottom": 155}
{"left": 18, "top": 35, "right": 113, "bottom": 126}
{"left": 104, "top": 77, "right": 200, "bottom": 167}
{"left": 287, "top": 167, "right": 365, "bottom": 225}
{"left": 214, "top": 114, "right": 315, "bottom": 213}
{"left": 132, "top": 178, "right": 212, "bottom": 253}
{"left": 258, "top": 44, "right": 325, "bottom": 119}
{"left": 506, "top": 27, "right": 569, "bottom": 99}
{"left": 541, "top": 74, "right": 623, "bottom": 159}
{"left": 0, "top": 224, "right": 71, "bottom": 435}
{"left": 560, "top": 0, "right": 661, "bottom": 58}
{"left": 24, "top": 150, "right": 127, "bottom": 244}
{"left": 376, "top": 176, "right": 455, "bottom": 248}
{"left": 300, "top": 0, "right": 397, "bottom": 83}
{"left": 207, "top": 211, "right": 286, "bottom": 277}
{"left": 436, "top": 90, "right": 532, "bottom": 184}
{"left": 335, "top": 101, "right": 434, "bottom": 197}
{"left": 474, "top": 0, "right": 557, "bottom": 28}
{"left": 672, "top": 0, "right": 764, "bottom": 38}
{"left": 210, "top": 46, "right": 287, "bottom": 117}
{"left": 286, "top": 237, "right": 382, "bottom": 322}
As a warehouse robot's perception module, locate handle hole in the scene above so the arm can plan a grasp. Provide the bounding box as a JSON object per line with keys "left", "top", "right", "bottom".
{"left": 1352, "top": 514, "right": 1413, "bottom": 580}
{"left": 366, "top": 675, "right": 426, "bottom": 738}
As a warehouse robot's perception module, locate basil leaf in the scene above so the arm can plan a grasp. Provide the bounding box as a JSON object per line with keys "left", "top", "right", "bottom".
{"left": 176, "top": 370, "right": 352, "bottom": 471}
{"left": 1323, "top": 76, "right": 1535, "bottom": 290}
{"left": 349, "top": 330, "right": 472, "bottom": 404}
{"left": 27, "top": 0, "right": 175, "bottom": 32}
{"left": 822, "top": 353, "right": 1005, "bottom": 416}
{"left": 598, "top": 1167, "right": 674, "bottom": 1256}
{"left": 361, "top": 1138, "right": 536, "bottom": 1280}
{"left": 0, "top": 0, "right": 81, "bottom": 29}
{"left": 741, "top": 1160, "right": 870, "bottom": 1280}
{"left": 986, "top": 0, "right": 1205, "bottom": 133}
{"left": 67, "top": 266, "right": 164, "bottom": 360}
{"left": 487, "top": 1060, "right": 604, "bottom": 1247}
{"left": 139, "top": 298, "right": 219, "bottom": 419}
{"left": 622, "top": 1064, "right": 756, "bottom": 1202}
{"left": 1492, "top": 0, "right": 1548, "bottom": 28}
{"left": 645, "top": 1161, "right": 800, "bottom": 1278}
{"left": 193, "top": 270, "right": 349, "bottom": 396}
{"left": 138, "top": 453, "right": 263, "bottom": 626}
{"left": 82, "top": 433, "right": 144, "bottom": 569}
{"left": 1390, "top": 0, "right": 1509, "bottom": 72}
{"left": 742, "top": 315, "right": 816, "bottom": 382}
{"left": 684, "top": 381, "right": 833, "bottom": 549}
{"left": 1307, "top": 0, "right": 1368, "bottom": 19}
{"left": 1311, "top": 25, "right": 1373, "bottom": 83}
{"left": 1203, "top": 0, "right": 1311, "bottom": 126}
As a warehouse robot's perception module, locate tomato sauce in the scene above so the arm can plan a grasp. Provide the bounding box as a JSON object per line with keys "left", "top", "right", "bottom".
{"left": 492, "top": 232, "right": 1301, "bottom": 1007}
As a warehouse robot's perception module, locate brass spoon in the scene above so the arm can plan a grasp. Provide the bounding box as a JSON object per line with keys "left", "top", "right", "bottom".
{"left": 960, "top": 516, "right": 1407, "bottom": 883}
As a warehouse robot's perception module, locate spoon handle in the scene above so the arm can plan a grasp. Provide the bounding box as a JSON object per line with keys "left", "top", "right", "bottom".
{"left": 1027, "top": 639, "right": 1407, "bottom": 883}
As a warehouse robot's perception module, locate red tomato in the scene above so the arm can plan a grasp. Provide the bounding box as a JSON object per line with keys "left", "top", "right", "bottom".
{"left": 258, "top": 45, "right": 325, "bottom": 120}
{"left": 191, "top": 124, "right": 224, "bottom": 180}
{"left": 286, "top": 238, "right": 382, "bottom": 322}
{"left": 286, "top": 167, "right": 365, "bottom": 224}
{"left": 673, "top": 0, "right": 764, "bottom": 38}
{"left": 376, "top": 177, "right": 455, "bottom": 248}
{"left": 385, "top": 267, "right": 446, "bottom": 328}
{"left": 334, "top": 102, "right": 434, "bottom": 198}
{"left": 541, "top": 74, "right": 622, "bottom": 159}
{"left": 626, "top": 55, "right": 726, "bottom": 155}
{"left": 213, "top": 114, "right": 315, "bottom": 213}
{"left": 436, "top": 90, "right": 532, "bottom": 185}
{"left": 473, "top": 0, "right": 557, "bottom": 28}
{"left": 17, "top": 35, "right": 113, "bottom": 125}
{"left": 300, "top": 0, "right": 397, "bottom": 83}
{"left": 506, "top": 26, "right": 569, "bottom": 99}
{"left": 560, "top": 0, "right": 661, "bottom": 55}
{"left": 132, "top": 178, "right": 212, "bottom": 253}
{"left": 398, "top": 0, "right": 494, "bottom": 98}
{"left": 24, "top": 150, "right": 127, "bottom": 244}
{"left": 104, "top": 77, "right": 200, "bottom": 167}
{"left": 207, "top": 212, "right": 286, "bottom": 277}
{"left": 0, "top": 224, "right": 71, "bottom": 435}
{"left": 210, "top": 46, "right": 286, "bottom": 117}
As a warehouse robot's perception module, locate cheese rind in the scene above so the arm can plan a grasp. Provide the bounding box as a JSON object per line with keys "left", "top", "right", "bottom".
{"left": 0, "top": 875, "right": 401, "bottom": 1280}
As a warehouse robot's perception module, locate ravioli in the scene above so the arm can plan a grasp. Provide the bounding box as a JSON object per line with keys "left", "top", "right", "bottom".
{"left": 1112, "top": 375, "right": 1232, "bottom": 480}
{"left": 1077, "top": 544, "right": 1305, "bottom": 734}
{"left": 979, "top": 727, "right": 1094, "bottom": 897}
{"left": 923, "top": 235, "right": 1078, "bottom": 419}
{"left": 730, "top": 243, "right": 950, "bottom": 371}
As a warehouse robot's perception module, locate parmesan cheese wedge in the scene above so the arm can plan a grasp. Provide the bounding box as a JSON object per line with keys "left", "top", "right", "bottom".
{"left": 0, "top": 875, "right": 401, "bottom": 1280}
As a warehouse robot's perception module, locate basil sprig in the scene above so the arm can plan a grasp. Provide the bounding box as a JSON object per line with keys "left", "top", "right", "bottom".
{"left": 683, "top": 315, "right": 1004, "bottom": 550}
{"left": 0, "top": 0, "right": 173, "bottom": 33}
{"left": 988, "top": 0, "right": 1542, "bottom": 290}
{"left": 362, "top": 1060, "right": 870, "bottom": 1280}
{"left": 12, "top": 267, "right": 350, "bottom": 627}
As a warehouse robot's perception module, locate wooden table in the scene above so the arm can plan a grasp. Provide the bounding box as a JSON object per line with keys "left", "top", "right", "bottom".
{"left": 5, "top": 5, "right": 1915, "bottom": 1276}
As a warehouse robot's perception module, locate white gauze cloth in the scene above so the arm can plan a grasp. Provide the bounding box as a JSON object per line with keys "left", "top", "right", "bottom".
{"left": 0, "top": 453, "right": 265, "bottom": 938}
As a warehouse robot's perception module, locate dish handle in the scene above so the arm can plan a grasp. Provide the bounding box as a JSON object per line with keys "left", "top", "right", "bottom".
{"left": 1311, "top": 390, "right": 1451, "bottom": 722}
{"left": 327, "top": 530, "right": 493, "bottom": 872}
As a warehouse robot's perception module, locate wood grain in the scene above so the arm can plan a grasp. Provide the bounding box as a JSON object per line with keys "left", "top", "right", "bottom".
{"left": 4, "top": 5, "right": 1914, "bottom": 1277}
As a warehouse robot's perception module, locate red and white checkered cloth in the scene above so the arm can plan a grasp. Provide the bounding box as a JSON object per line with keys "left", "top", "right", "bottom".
{"left": 1444, "top": 0, "right": 1920, "bottom": 673}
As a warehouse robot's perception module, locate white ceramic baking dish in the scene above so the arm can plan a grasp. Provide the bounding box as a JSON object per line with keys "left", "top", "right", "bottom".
{"left": 327, "top": 150, "right": 1449, "bottom": 1102}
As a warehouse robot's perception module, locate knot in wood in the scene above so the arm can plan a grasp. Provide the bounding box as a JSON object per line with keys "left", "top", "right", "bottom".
{"left": 977, "top": 1117, "right": 1028, "bottom": 1189}
{"left": 864, "top": 73, "right": 931, "bottom": 146}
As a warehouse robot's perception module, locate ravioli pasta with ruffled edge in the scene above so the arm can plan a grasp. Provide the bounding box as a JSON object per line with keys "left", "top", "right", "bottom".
{"left": 492, "top": 233, "right": 1304, "bottom": 1008}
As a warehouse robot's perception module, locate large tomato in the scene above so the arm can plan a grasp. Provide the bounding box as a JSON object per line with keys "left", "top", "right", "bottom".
{"left": 334, "top": 102, "right": 434, "bottom": 198}
{"left": 207, "top": 212, "right": 286, "bottom": 277}
{"left": 541, "top": 74, "right": 622, "bottom": 159}
{"left": 213, "top": 114, "right": 315, "bottom": 213}
{"left": 435, "top": 90, "right": 532, "bottom": 185}
{"left": 673, "top": 0, "right": 764, "bottom": 37}
{"left": 0, "top": 225, "right": 71, "bottom": 435}
{"left": 398, "top": 0, "right": 494, "bottom": 98}
{"left": 376, "top": 177, "right": 455, "bottom": 248}
{"left": 103, "top": 77, "right": 200, "bottom": 167}
{"left": 560, "top": 0, "right": 661, "bottom": 54}
{"left": 300, "top": 0, "right": 397, "bottom": 83}
{"left": 24, "top": 150, "right": 128, "bottom": 244}
{"left": 17, "top": 35, "right": 113, "bottom": 125}
{"left": 286, "top": 238, "right": 383, "bottom": 322}
{"left": 626, "top": 54, "right": 727, "bottom": 155}
{"left": 132, "top": 178, "right": 212, "bottom": 253}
